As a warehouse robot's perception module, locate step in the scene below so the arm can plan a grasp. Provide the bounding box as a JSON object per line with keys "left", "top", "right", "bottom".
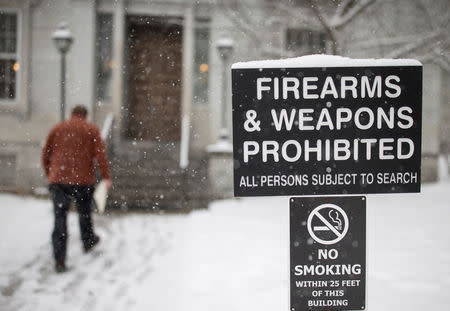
{"left": 106, "top": 147, "right": 211, "bottom": 211}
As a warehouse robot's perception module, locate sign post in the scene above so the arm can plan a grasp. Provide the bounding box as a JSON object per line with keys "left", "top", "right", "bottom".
{"left": 231, "top": 55, "right": 422, "bottom": 311}
{"left": 290, "top": 196, "right": 366, "bottom": 310}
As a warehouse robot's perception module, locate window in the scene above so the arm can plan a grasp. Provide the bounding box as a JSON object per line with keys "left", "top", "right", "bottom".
{"left": 286, "top": 28, "right": 327, "bottom": 55}
{"left": 193, "top": 27, "right": 210, "bottom": 105}
{"left": 0, "top": 11, "right": 18, "bottom": 101}
{"left": 95, "top": 13, "right": 113, "bottom": 102}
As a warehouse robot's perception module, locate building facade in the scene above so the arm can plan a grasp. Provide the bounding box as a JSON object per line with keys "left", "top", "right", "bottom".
{"left": 0, "top": 0, "right": 448, "bottom": 198}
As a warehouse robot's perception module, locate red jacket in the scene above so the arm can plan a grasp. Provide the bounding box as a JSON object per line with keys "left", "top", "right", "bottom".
{"left": 42, "top": 115, "right": 110, "bottom": 185}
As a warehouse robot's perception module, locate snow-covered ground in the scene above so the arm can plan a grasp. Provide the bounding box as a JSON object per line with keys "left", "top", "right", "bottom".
{"left": 1, "top": 182, "right": 449, "bottom": 311}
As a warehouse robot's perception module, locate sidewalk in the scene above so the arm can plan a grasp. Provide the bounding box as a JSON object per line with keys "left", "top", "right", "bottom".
{"left": 1, "top": 182, "right": 450, "bottom": 310}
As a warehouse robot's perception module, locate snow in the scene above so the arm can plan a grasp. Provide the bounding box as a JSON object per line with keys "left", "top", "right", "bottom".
{"left": 51, "top": 23, "right": 72, "bottom": 40}
{"left": 232, "top": 54, "right": 422, "bottom": 69}
{"left": 1, "top": 182, "right": 450, "bottom": 310}
{"left": 216, "top": 37, "right": 234, "bottom": 48}
{"left": 206, "top": 139, "right": 233, "bottom": 153}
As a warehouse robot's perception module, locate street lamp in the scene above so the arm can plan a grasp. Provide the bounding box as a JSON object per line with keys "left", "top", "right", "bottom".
{"left": 52, "top": 23, "right": 73, "bottom": 121}
{"left": 216, "top": 37, "right": 234, "bottom": 141}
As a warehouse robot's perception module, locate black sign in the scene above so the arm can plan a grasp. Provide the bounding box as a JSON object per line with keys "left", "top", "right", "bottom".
{"left": 290, "top": 196, "right": 366, "bottom": 311}
{"left": 232, "top": 65, "right": 422, "bottom": 196}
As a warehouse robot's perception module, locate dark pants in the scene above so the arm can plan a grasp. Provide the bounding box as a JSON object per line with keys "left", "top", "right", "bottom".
{"left": 49, "top": 184, "right": 96, "bottom": 263}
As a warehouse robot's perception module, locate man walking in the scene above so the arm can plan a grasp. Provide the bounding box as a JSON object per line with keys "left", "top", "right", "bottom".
{"left": 42, "top": 105, "right": 111, "bottom": 273}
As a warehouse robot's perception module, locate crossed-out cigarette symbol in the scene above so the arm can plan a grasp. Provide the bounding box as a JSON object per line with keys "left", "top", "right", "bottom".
{"left": 307, "top": 203, "right": 349, "bottom": 245}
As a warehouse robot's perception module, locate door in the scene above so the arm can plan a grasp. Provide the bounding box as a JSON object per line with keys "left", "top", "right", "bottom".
{"left": 127, "top": 18, "right": 182, "bottom": 142}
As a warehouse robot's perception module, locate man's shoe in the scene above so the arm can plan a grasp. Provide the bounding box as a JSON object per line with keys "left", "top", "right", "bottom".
{"left": 84, "top": 235, "right": 100, "bottom": 253}
{"left": 55, "top": 261, "right": 67, "bottom": 273}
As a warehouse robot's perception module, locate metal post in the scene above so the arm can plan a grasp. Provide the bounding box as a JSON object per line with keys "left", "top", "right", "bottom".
{"left": 220, "top": 54, "right": 229, "bottom": 139}
{"left": 52, "top": 23, "right": 73, "bottom": 121}
{"left": 216, "top": 37, "right": 233, "bottom": 141}
{"left": 60, "top": 52, "right": 66, "bottom": 121}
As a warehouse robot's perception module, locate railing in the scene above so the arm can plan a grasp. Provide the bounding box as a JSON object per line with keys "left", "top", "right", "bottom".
{"left": 438, "top": 154, "right": 450, "bottom": 181}
{"left": 101, "top": 113, "right": 114, "bottom": 142}
{"left": 96, "top": 113, "right": 114, "bottom": 214}
{"left": 100, "top": 112, "right": 114, "bottom": 156}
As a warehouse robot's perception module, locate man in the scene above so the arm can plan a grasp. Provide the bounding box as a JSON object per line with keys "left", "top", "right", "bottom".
{"left": 42, "top": 105, "right": 111, "bottom": 273}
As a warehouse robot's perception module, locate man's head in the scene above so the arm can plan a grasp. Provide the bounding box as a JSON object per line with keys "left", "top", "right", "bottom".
{"left": 71, "top": 105, "right": 88, "bottom": 118}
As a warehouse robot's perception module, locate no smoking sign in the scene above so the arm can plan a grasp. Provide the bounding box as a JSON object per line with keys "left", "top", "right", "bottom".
{"left": 307, "top": 203, "right": 349, "bottom": 245}
{"left": 290, "top": 196, "right": 366, "bottom": 311}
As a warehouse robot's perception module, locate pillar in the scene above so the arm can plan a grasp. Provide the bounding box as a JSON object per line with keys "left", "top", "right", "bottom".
{"left": 180, "top": 3, "right": 194, "bottom": 168}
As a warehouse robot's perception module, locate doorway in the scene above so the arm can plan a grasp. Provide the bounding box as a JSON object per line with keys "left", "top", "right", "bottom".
{"left": 126, "top": 16, "right": 182, "bottom": 142}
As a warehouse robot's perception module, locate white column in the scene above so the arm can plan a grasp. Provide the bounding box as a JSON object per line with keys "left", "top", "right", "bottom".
{"left": 111, "top": 0, "right": 125, "bottom": 119}
{"left": 69, "top": 0, "right": 96, "bottom": 118}
{"left": 179, "top": 4, "right": 194, "bottom": 168}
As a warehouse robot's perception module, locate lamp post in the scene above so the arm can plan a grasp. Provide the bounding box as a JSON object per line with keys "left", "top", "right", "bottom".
{"left": 52, "top": 23, "right": 73, "bottom": 121}
{"left": 216, "top": 37, "right": 234, "bottom": 141}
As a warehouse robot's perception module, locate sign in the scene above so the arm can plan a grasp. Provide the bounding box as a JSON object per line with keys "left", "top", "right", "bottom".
{"left": 307, "top": 203, "right": 349, "bottom": 245}
{"left": 232, "top": 58, "right": 422, "bottom": 196}
{"left": 290, "top": 196, "right": 366, "bottom": 311}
